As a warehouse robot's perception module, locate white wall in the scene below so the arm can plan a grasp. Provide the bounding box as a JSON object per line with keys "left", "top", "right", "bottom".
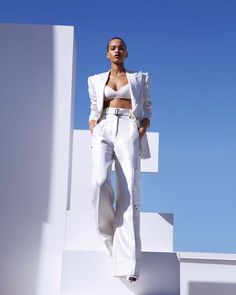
{"left": 0, "top": 23, "right": 76, "bottom": 295}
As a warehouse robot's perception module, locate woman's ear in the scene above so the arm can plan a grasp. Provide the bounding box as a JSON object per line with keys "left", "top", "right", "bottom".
{"left": 106, "top": 53, "right": 109, "bottom": 59}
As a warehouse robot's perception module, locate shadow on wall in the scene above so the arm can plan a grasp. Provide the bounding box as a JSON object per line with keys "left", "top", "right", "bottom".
{"left": 159, "top": 213, "right": 173, "bottom": 225}
{"left": 189, "top": 282, "right": 236, "bottom": 295}
{"left": 0, "top": 24, "right": 54, "bottom": 295}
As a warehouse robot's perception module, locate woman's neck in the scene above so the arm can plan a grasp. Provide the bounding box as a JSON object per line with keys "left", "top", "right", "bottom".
{"left": 110, "top": 63, "right": 125, "bottom": 76}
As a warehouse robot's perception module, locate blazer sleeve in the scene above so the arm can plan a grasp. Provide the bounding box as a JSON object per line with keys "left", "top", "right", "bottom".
{"left": 88, "top": 75, "right": 100, "bottom": 122}
{"left": 142, "top": 72, "right": 152, "bottom": 120}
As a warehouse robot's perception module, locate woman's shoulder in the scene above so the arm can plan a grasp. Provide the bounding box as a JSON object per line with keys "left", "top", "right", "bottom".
{"left": 88, "top": 71, "right": 109, "bottom": 84}
{"left": 88, "top": 70, "right": 109, "bottom": 78}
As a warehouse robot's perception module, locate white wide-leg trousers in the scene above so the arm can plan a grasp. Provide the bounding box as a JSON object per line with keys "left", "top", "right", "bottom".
{"left": 91, "top": 107, "right": 141, "bottom": 278}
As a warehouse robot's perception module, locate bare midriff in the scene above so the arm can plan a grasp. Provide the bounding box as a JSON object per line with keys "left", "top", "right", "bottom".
{"left": 104, "top": 98, "right": 132, "bottom": 109}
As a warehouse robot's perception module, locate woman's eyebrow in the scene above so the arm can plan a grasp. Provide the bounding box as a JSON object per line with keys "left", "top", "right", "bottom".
{"left": 110, "top": 45, "right": 124, "bottom": 49}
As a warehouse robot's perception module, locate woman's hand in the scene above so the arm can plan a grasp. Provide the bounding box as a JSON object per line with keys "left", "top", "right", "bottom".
{"left": 89, "top": 120, "right": 97, "bottom": 135}
{"left": 138, "top": 126, "right": 147, "bottom": 138}
{"left": 138, "top": 118, "right": 150, "bottom": 138}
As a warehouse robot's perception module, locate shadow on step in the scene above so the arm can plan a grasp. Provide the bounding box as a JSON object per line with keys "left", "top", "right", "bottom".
{"left": 120, "top": 252, "right": 180, "bottom": 295}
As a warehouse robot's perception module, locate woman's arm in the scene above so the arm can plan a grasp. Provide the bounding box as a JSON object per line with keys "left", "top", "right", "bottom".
{"left": 88, "top": 76, "right": 99, "bottom": 134}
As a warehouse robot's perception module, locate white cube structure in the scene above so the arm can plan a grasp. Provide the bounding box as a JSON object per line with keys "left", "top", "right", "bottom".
{"left": 0, "top": 24, "right": 76, "bottom": 295}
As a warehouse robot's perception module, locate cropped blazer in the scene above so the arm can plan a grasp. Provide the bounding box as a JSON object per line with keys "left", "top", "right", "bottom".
{"left": 88, "top": 69, "right": 153, "bottom": 159}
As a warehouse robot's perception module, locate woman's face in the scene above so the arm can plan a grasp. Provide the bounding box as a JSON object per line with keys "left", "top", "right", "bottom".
{"left": 106, "top": 39, "right": 128, "bottom": 64}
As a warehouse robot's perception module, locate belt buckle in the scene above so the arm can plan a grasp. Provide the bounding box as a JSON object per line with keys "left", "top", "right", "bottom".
{"left": 114, "top": 108, "right": 119, "bottom": 116}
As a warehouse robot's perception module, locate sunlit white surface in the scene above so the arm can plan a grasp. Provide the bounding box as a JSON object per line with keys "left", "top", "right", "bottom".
{"left": 0, "top": 23, "right": 76, "bottom": 295}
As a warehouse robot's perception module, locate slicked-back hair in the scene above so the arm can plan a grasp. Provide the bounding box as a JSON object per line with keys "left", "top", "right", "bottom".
{"left": 106, "top": 37, "right": 127, "bottom": 52}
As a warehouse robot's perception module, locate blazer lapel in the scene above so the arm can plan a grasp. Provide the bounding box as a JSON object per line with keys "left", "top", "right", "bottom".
{"left": 95, "top": 70, "right": 110, "bottom": 112}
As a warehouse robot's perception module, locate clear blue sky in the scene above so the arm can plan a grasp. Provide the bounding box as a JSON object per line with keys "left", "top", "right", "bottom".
{"left": 1, "top": 0, "right": 235, "bottom": 254}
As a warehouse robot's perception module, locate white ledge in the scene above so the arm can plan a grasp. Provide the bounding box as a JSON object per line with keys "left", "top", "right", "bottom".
{"left": 179, "top": 251, "right": 236, "bottom": 262}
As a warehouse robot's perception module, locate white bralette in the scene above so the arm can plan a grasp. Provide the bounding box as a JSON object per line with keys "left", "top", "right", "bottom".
{"left": 104, "top": 84, "right": 131, "bottom": 101}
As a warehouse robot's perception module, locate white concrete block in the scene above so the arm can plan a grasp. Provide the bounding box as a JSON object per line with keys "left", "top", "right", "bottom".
{"left": 60, "top": 250, "right": 180, "bottom": 295}
{"left": 70, "top": 130, "right": 159, "bottom": 210}
{"left": 70, "top": 130, "right": 93, "bottom": 210}
{"left": 0, "top": 23, "right": 76, "bottom": 295}
{"left": 141, "top": 212, "right": 173, "bottom": 252}
{"left": 64, "top": 210, "right": 103, "bottom": 251}
{"left": 179, "top": 252, "right": 236, "bottom": 295}
{"left": 64, "top": 210, "right": 173, "bottom": 252}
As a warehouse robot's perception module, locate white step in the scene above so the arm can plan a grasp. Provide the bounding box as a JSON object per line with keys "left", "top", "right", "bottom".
{"left": 60, "top": 250, "right": 180, "bottom": 295}
{"left": 64, "top": 210, "right": 173, "bottom": 252}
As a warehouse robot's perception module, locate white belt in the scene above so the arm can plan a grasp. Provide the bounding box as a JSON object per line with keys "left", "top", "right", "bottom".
{"left": 104, "top": 107, "right": 132, "bottom": 117}
{"left": 98, "top": 108, "right": 140, "bottom": 127}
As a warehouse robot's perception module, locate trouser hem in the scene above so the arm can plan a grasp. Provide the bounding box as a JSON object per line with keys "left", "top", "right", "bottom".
{"left": 112, "top": 261, "right": 140, "bottom": 278}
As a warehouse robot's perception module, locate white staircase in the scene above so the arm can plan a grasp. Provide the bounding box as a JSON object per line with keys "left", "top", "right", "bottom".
{"left": 60, "top": 130, "right": 180, "bottom": 295}
{"left": 60, "top": 130, "right": 236, "bottom": 295}
{"left": 60, "top": 208, "right": 180, "bottom": 295}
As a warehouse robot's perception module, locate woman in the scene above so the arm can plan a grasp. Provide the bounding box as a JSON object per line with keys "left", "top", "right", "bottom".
{"left": 88, "top": 37, "right": 152, "bottom": 283}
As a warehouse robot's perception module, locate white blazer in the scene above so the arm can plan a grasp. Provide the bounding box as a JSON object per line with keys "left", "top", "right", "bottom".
{"left": 88, "top": 70, "right": 153, "bottom": 159}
